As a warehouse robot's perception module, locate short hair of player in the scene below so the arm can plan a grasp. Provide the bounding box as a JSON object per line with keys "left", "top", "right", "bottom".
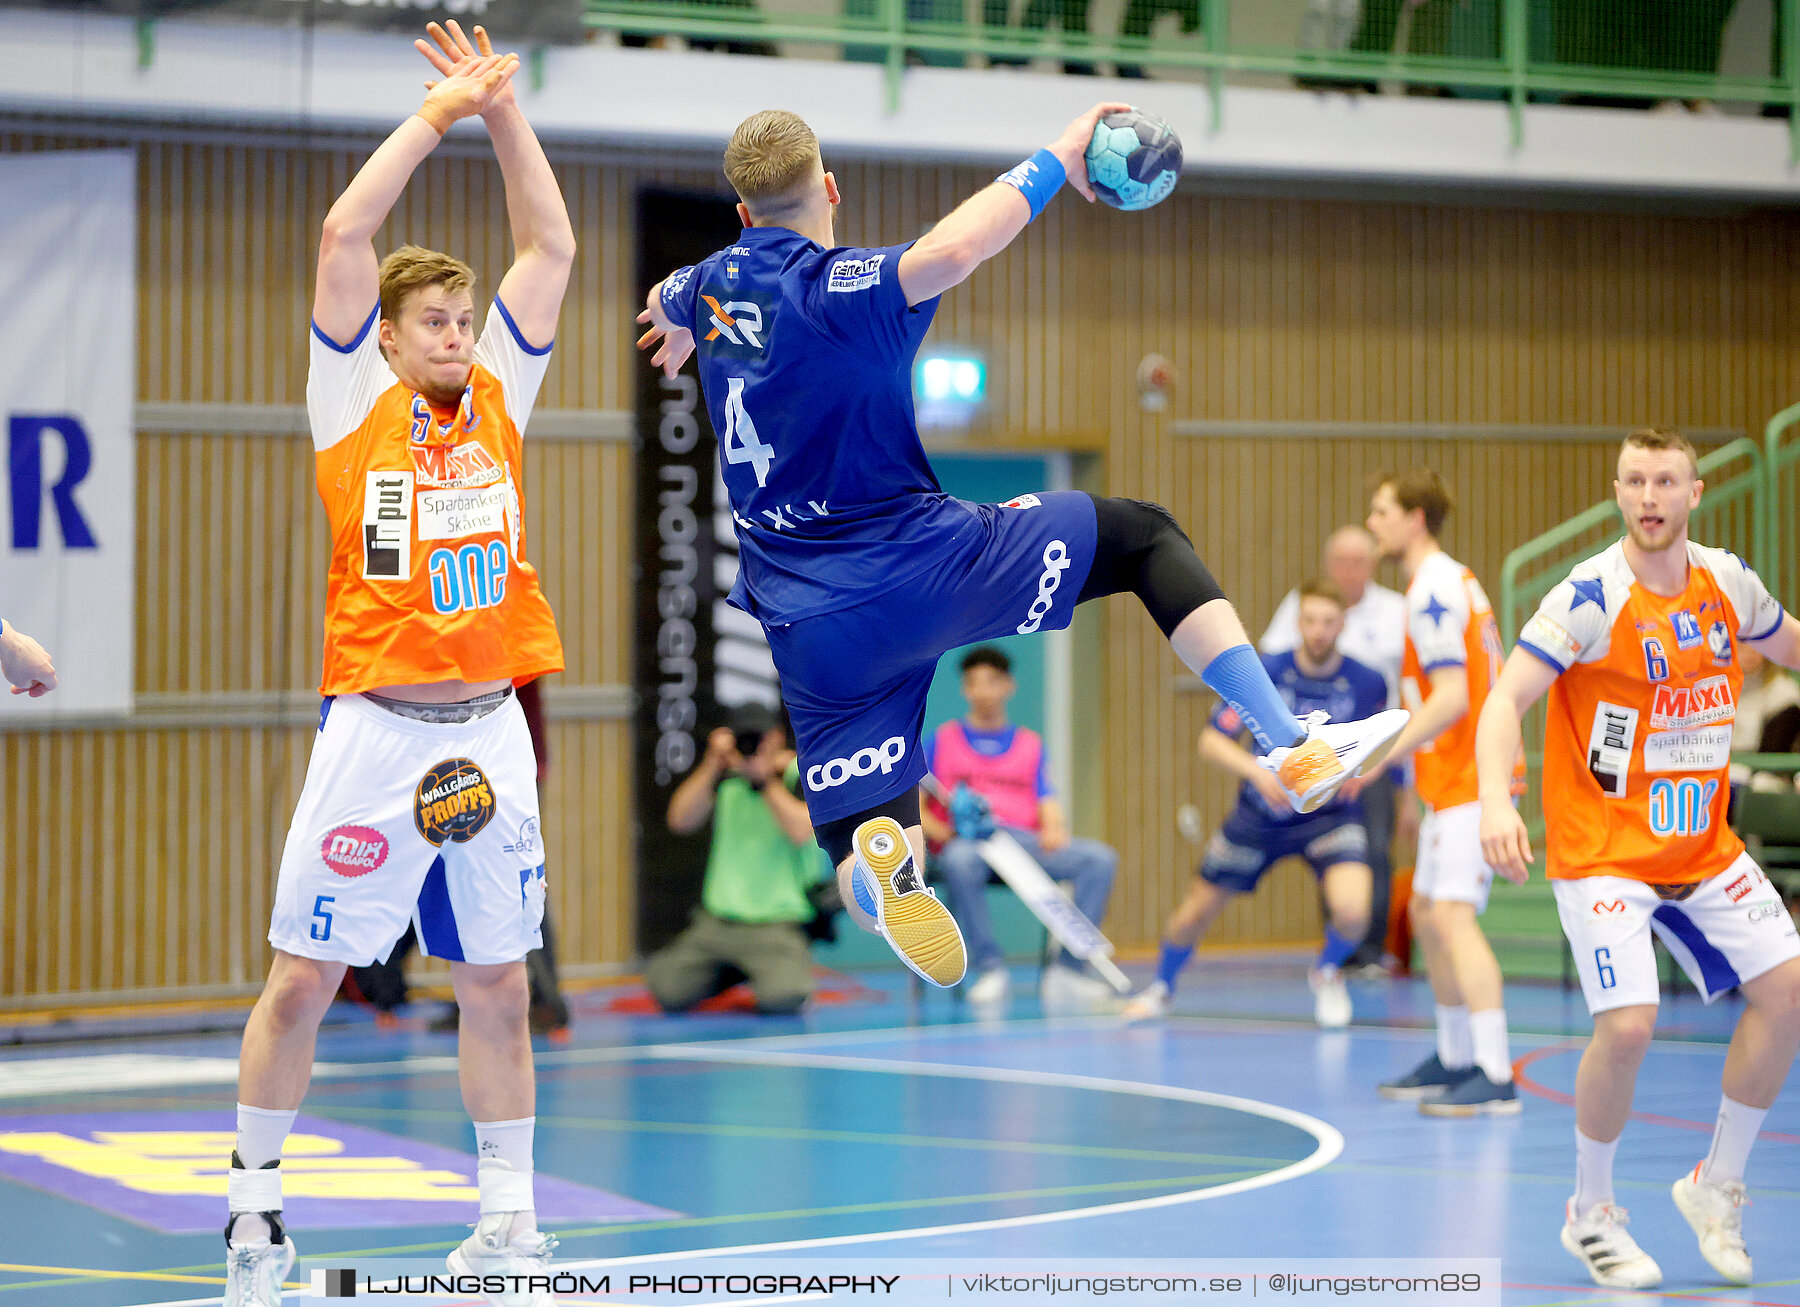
{"left": 1297, "top": 579, "right": 1347, "bottom": 608}
{"left": 961, "top": 646, "right": 1012, "bottom": 676}
{"left": 1381, "top": 468, "right": 1452, "bottom": 539}
{"left": 1622, "top": 427, "right": 1699, "bottom": 476}
{"left": 724, "top": 110, "right": 822, "bottom": 219}
{"left": 378, "top": 245, "right": 477, "bottom": 328}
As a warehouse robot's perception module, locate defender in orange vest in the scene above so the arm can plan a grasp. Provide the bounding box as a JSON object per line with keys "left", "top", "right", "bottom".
{"left": 1362, "top": 468, "right": 1526, "bottom": 1118}
{"left": 1479, "top": 429, "right": 1800, "bottom": 1292}
{"left": 224, "top": 24, "right": 575, "bottom": 1307}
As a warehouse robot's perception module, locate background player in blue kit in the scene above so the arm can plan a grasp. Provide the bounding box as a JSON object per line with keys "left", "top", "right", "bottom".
{"left": 635, "top": 108, "right": 1408, "bottom": 989}
{"left": 1125, "top": 582, "right": 1390, "bottom": 1026}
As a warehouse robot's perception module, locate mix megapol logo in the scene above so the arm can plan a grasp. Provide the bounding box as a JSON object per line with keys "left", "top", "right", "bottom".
{"left": 415, "top": 759, "right": 497, "bottom": 846}
{"left": 320, "top": 825, "right": 389, "bottom": 878}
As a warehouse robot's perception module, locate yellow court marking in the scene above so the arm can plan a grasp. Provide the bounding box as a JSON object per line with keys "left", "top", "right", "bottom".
{"left": 0, "top": 1262, "right": 224, "bottom": 1287}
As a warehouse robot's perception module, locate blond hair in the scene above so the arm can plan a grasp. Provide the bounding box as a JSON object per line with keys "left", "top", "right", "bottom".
{"left": 1622, "top": 426, "right": 1699, "bottom": 476}
{"left": 378, "top": 245, "right": 476, "bottom": 330}
{"left": 723, "top": 110, "right": 822, "bottom": 218}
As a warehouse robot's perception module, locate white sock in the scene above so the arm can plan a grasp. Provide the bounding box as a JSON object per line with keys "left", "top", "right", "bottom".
{"left": 475, "top": 1119, "right": 537, "bottom": 1242}
{"left": 1573, "top": 1127, "right": 1619, "bottom": 1216}
{"left": 1469, "top": 1008, "right": 1513, "bottom": 1083}
{"left": 1436, "top": 1004, "right": 1472, "bottom": 1070}
{"left": 474, "top": 1116, "right": 535, "bottom": 1173}
{"left": 235, "top": 1103, "right": 297, "bottom": 1170}
{"left": 1700, "top": 1093, "right": 1768, "bottom": 1186}
{"left": 228, "top": 1104, "right": 296, "bottom": 1244}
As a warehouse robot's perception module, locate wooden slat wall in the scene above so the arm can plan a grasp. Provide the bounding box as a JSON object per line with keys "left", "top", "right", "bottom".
{"left": 5, "top": 127, "right": 1800, "bottom": 1006}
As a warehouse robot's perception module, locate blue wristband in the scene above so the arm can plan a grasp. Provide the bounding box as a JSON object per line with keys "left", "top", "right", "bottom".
{"left": 996, "top": 148, "right": 1066, "bottom": 221}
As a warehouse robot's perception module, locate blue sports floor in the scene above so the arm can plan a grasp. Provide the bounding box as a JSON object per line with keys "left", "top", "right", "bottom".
{"left": 0, "top": 953, "right": 1794, "bottom": 1306}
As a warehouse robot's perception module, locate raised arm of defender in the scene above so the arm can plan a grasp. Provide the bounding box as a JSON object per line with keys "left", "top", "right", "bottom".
{"left": 895, "top": 102, "right": 1131, "bottom": 307}
{"left": 418, "top": 23, "right": 575, "bottom": 346}
{"left": 312, "top": 42, "right": 519, "bottom": 345}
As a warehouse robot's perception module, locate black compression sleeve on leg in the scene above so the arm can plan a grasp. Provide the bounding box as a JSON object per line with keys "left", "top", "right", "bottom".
{"left": 813, "top": 787, "right": 924, "bottom": 866}
{"left": 1076, "top": 495, "right": 1226, "bottom": 638}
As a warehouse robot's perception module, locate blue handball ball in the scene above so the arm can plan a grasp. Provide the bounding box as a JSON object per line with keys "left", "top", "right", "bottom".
{"left": 1084, "top": 109, "right": 1182, "bottom": 212}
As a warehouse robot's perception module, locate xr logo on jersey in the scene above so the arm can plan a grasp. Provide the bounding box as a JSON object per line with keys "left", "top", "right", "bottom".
{"left": 703, "top": 296, "right": 764, "bottom": 348}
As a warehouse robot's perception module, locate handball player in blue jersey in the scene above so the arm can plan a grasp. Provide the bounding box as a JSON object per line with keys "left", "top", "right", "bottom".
{"left": 1124, "top": 582, "right": 1390, "bottom": 1026}
{"left": 636, "top": 106, "right": 1408, "bottom": 988}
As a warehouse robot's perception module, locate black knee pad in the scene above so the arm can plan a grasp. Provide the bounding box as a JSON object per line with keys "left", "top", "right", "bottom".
{"left": 811, "top": 787, "right": 922, "bottom": 866}
{"left": 1077, "top": 495, "right": 1225, "bottom": 637}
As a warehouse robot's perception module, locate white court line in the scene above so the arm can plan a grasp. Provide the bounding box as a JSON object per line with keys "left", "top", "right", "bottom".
{"left": 545, "top": 1041, "right": 1345, "bottom": 1271}
{"left": 119, "top": 1029, "right": 1344, "bottom": 1306}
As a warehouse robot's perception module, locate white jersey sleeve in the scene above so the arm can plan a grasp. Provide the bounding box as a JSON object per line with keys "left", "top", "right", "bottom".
{"left": 1519, "top": 565, "right": 1615, "bottom": 673}
{"left": 1258, "top": 590, "right": 1301, "bottom": 655}
{"left": 1694, "top": 544, "right": 1786, "bottom": 641}
{"left": 1407, "top": 560, "right": 1472, "bottom": 671}
{"left": 306, "top": 306, "right": 395, "bottom": 452}
{"left": 473, "top": 299, "right": 554, "bottom": 434}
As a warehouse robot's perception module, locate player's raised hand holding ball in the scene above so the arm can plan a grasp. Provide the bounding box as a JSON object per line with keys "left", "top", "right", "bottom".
{"left": 1085, "top": 108, "right": 1183, "bottom": 211}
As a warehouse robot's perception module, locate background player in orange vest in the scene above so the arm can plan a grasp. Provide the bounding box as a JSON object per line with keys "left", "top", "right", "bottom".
{"left": 1361, "top": 469, "right": 1525, "bottom": 1116}
{"left": 223, "top": 24, "right": 575, "bottom": 1307}
{"left": 1478, "top": 429, "right": 1800, "bottom": 1291}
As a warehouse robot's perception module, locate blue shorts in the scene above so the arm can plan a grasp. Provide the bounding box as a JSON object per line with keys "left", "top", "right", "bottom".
{"left": 768, "top": 491, "right": 1097, "bottom": 826}
{"left": 1199, "top": 806, "right": 1370, "bottom": 894}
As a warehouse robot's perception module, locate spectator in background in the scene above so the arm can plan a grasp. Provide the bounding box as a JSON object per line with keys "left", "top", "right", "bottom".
{"left": 1550, "top": 0, "right": 1739, "bottom": 109}
{"left": 0, "top": 619, "right": 57, "bottom": 697}
{"left": 1262, "top": 526, "right": 1406, "bottom": 975}
{"left": 1114, "top": 0, "right": 1201, "bottom": 79}
{"left": 1731, "top": 643, "right": 1800, "bottom": 793}
{"left": 647, "top": 703, "right": 829, "bottom": 1016}
{"left": 985, "top": 0, "right": 1097, "bottom": 76}
{"left": 924, "top": 646, "right": 1119, "bottom": 1011}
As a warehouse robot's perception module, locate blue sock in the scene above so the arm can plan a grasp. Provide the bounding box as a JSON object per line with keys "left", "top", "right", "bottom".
{"left": 1201, "top": 645, "right": 1305, "bottom": 752}
{"left": 1318, "top": 926, "right": 1358, "bottom": 970}
{"left": 1156, "top": 941, "right": 1194, "bottom": 991}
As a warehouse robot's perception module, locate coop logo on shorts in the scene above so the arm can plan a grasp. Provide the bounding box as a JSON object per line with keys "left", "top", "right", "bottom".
{"left": 1747, "top": 899, "right": 1786, "bottom": 923}
{"left": 414, "top": 759, "right": 496, "bottom": 846}
{"left": 1016, "top": 539, "right": 1071, "bottom": 635}
{"left": 807, "top": 737, "right": 906, "bottom": 790}
{"left": 827, "top": 253, "right": 885, "bottom": 293}
{"left": 320, "top": 825, "right": 389, "bottom": 878}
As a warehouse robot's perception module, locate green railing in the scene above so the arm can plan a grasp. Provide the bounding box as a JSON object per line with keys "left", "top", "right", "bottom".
{"left": 1764, "top": 399, "right": 1800, "bottom": 611}
{"left": 587, "top": 0, "right": 1800, "bottom": 153}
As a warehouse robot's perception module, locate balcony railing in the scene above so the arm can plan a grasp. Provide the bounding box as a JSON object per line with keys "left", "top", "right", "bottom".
{"left": 585, "top": 0, "right": 1800, "bottom": 155}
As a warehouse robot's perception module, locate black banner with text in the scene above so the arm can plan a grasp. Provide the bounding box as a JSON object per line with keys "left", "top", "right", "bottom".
{"left": 632, "top": 188, "right": 784, "bottom": 956}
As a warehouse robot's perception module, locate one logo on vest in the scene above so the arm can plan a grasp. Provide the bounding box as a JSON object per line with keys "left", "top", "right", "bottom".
{"left": 807, "top": 737, "right": 906, "bottom": 791}
{"left": 1017, "top": 540, "right": 1071, "bottom": 634}
{"left": 414, "top": 758, "right": 496, "bottom": 845}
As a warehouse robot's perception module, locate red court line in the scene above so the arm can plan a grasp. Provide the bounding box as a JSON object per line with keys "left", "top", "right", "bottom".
{"left": 1512, "top": 1043, "right": 1800, "bottom": 1143}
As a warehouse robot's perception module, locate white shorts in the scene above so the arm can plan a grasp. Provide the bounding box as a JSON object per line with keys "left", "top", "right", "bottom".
{"left": 269, "top": 692, "right": 547, "bottom": 967}
{"left": 1412, "top": 800, "right": 1498, "bottom": 912}
{"left": 1553, "top": 853, "right": 1800, "bottom": 1014}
